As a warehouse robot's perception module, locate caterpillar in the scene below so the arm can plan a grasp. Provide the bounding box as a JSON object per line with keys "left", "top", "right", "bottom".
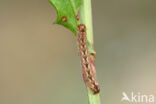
{"left": 77, "top": 24, "right": 100, "bottom": 94}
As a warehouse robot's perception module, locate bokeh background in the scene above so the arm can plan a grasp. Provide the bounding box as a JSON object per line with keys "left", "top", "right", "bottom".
{"left": 0, "top": 0, "right": 156, "bottom": 104}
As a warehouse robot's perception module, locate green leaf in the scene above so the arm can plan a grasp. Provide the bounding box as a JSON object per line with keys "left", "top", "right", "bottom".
{"left": 49, "top": 0, "right": 82, "bottom": 35}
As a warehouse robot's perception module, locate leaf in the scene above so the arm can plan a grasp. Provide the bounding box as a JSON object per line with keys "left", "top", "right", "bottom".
{"left": 49, "top": 0, "right": 82, "bottom": 35}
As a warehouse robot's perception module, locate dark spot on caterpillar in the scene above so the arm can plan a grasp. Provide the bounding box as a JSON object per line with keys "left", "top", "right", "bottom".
{"left": 87, "top": 71, "right": 91, "bottom": 76}
{"left": 87, "top": 75, "right": 92, "bottom": 80}
{"left": 85, "top": 63, "right": 89, "bottom": 68}
{"left": 61, "top": 16, "right": 67, "bottom": 22}
{"left": 82, "top": 50, "right": 86, "bottom": 55}
{"left": 82, "top": 44, "right": 85, "bottom": 48}
{"left": 83, "top": 56, "right": 88, "bottom": 62}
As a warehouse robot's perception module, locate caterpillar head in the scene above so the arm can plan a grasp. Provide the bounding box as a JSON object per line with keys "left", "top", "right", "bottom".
{"left": 78, "top": 24, "right": 86, "bottom": 32}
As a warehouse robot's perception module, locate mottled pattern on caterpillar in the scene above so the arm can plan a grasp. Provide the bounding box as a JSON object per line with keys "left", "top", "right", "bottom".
{"left": 77, "top": 24, "right": 100, "bottom": 94}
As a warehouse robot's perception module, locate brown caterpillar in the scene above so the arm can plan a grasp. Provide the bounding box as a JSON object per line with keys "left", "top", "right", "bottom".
{"left": 77, "top": 24, "right": 100, "bottom": 94}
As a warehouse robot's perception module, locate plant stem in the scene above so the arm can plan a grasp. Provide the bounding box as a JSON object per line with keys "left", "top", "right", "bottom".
{"left": 80, "top": 0, "right": 93, "bottom": 45}
{"left": 79, "top": 0, "right": 101, "bottom": 104}
{"left": 79, "top": 0, "right": 95, "bottom": 54}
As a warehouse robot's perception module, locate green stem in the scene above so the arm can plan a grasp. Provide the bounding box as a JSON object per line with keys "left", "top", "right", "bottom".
{"left": 79, "top": 0, "right": 95, "bottom": 54}
{"left": 80, "top": 0, "right": 93, "bottom": 45}
{"left": 80, "top": 0, "right": 101, "bottom": 104}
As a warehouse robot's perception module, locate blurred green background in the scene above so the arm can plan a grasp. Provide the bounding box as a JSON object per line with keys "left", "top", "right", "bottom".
{"left": 0, "top": 0, "right": 156, "bottom": 104}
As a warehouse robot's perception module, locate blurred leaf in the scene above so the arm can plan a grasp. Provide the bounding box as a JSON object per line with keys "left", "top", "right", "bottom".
{"left": 49, "top": 0, "right": 82, "bottom": 35}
